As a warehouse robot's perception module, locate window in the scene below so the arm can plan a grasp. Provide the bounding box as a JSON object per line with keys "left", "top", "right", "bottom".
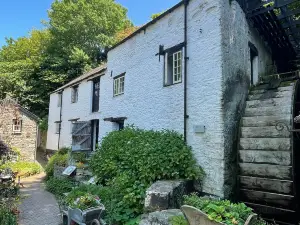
{"left": 92, "top": 78, "right": 100, "bottom": 112}
{"left": 71, "top": 86, "right": 78, "bottom": 103}
{"left": 165, "top": 50, "right": 182, "bottom": 86}
{"left": 114, "top": 75, "right": 125, "bottom": 96}
{"left": 12, "top": 119, "right": 22, "bottom": 133}
{"left": 117, "top": 120, "right": 124, "bottom": 130}
{"left": 57, "top": 93, "right": 62, "bottom": 107}
{"left": 55, "top": 122, "right": 61, "bottom": 134}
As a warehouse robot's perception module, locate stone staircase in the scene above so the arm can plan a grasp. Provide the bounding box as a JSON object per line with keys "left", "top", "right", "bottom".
{"left": 238, "top": 82, "right": 297, "bottom": 224}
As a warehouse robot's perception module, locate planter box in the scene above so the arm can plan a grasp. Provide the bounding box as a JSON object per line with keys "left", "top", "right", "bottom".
{"left": 181, "top": 205, "right": 257, "bottom": 225}
{"left": 66, "top": 205, "right": 105, "bottom": 225}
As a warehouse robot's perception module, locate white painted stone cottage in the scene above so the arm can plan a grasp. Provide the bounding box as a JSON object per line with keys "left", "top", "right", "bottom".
{"left": 47, "top": 0, "right": 274, "bottom": 198}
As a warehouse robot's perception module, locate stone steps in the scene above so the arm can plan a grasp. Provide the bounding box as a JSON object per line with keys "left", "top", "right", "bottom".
{"left": 248, "top": 91, "right": 292, "bottom": 101}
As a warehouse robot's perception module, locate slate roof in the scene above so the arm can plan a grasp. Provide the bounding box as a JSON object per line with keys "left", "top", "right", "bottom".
{"left": 54, "top": 64, "right": 107, "bottom": 93}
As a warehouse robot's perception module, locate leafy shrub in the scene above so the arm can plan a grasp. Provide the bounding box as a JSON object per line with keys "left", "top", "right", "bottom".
{"left": 45, "top": 148, "right": 69, "bottom": 178}
{"left": 170, "top": 216, "right": 188, "bottom": 225}
{"left": 72, "top": 152, "right": 87, "bottom": 163}
{"left": 90, "top": 127, "right": 204, "bottom": 224}
{"left": 0, "top": 161, "right": 42, "bottom": 177}
{"left": 45, "top": 177, "right": 75, "bottom": 196}
{"left": 0, "top": 207, "right": 17, "bottom": 225}
{"left": 183, "top": 194, "right": 266, "bottom": 225}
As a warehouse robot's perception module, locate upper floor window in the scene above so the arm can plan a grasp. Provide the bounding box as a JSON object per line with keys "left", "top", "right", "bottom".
{"left": 114, "top": 74, "right": 125, "bottom": 96}
{"left": 164, "top": 50, "right": 182, "bottom": 86}
{"left": 12, "top": 119, "right": 22, "bottom": 133}
{"left": 57, "top": 93, "right": 62, "bottom": 107}
{"left": 92, "top": 78, "right": 100, "bottom": 112}
{"left": 71, "top": 86, "right": 78, "bottom": 103}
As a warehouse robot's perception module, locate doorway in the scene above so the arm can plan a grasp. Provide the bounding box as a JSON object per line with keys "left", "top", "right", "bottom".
{"left": 249, "top": 42, "right": 258, "bottom": 85}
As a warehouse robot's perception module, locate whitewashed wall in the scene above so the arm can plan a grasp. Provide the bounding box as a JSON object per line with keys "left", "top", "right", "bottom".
{"left": 47, "top": 0, "right": 273, "bottom": 198}
{"left": 100, "top": 0, "right": 225, "bottom": 197}
{"left": 46, "top": 79, "right": 102, "bottom": 150}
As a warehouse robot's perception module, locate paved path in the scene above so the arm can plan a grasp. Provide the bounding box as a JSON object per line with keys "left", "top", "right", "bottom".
{"left": 18, "top": 173, "right": 61, "bottom": 225}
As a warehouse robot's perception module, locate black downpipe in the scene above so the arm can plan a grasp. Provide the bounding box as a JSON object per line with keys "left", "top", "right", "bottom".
{"left": 184, "top": 0, "right": 189, "bottom": 142}
{"left": 58, "top": 91, "right": 63, "bottom": 150}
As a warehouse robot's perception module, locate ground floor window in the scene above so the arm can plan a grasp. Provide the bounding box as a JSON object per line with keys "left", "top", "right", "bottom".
{"left": 12, "top": 119, "right": 22, "bottom": 133}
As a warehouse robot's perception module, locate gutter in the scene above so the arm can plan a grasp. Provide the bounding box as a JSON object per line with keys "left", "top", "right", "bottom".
{"left": 184, "top": 0, "right": 190, "bottom": 142}
{"left": 58, "top": 91, "right": 64, "bottom": 150}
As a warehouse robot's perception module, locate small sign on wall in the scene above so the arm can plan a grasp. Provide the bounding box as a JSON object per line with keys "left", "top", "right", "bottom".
{"left": 194, "top": 125, "right": 206, "bottom": 133}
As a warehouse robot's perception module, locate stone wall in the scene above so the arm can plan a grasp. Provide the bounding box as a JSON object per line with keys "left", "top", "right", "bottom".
{"left": 0, "top": 103, "right": 38, "bottom": 162}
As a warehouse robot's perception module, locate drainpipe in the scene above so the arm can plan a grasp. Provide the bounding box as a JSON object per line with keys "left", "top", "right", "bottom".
{"left": 184, "top": 0, "right": 190, "bottom": 142}
{"left": 58, "top": 91, "right": 63, "bottom": 150}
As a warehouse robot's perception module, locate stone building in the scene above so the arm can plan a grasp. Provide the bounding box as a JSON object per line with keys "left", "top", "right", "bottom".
{"left": 0, "top": 98, "right": 40, "bottom": 162}
{"left": 47, "top": 0, "right": 293, "bottom": 199}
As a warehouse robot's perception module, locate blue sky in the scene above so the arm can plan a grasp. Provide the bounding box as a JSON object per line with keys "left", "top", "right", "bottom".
{"left": 0, "top": 0, "right": 180, "bottom": 47}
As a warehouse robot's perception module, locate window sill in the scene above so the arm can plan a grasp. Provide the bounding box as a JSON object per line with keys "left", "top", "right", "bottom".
{"left": 163, "top": 81, "right": 182, "bottom": 87}
{"left": 12, "top": 132, "right": 22, "bottom": 135}
{"left": 113, "top": 93, "right": 124, "bottom": 97}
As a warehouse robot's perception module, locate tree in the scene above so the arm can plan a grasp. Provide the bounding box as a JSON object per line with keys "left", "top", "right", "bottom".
{"left": 47, "top": 0, "right": 133, "bottom": 62}
{"left": 151, "top": 12, "right": 163, "bottom": 20}
{"left": 115, "top": 26, "right": 139, "bottom": 43}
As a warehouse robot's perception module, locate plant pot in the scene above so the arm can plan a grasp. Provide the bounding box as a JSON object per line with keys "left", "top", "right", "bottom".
{"left": 76, "top": 168, "right": 84, "bottom": 175}
{"left": 181, "top": 205, "right": 257, "bottom": 225}
{"left": 67, "top": 205, "right": 105, "bottom": 225}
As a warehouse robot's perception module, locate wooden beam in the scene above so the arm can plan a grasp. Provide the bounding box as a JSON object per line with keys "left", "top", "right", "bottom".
{"left": 239, "top": 176, "right": 293, "bottom": 194}
{"left": 239, "top": 163, "right": 292, "bottom": 179}
{"left": 240, "top": 189, "right": 295, "bottom": 208}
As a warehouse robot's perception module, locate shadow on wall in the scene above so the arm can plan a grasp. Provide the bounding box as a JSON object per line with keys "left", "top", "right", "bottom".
{"left": 0, "top": 138, "right": 11, "bottom": 163}
{"left": 222, "top": 69, "right": 250, "bottom": 199}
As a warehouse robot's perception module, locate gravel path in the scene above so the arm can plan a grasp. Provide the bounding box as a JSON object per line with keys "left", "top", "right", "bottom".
{"left": 18, "top": 173, "right": 61, "bottom": 225}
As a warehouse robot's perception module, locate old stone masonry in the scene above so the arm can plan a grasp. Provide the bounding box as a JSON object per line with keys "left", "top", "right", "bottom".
{"left": 18, "top": 173, "right": 61, "bottom": 225}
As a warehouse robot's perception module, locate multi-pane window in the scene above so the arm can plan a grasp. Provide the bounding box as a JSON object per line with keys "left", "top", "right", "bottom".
{"left": 57, "top": 93, "right": 62, "bottom": 107}
{"left": 173, "top": 51, "right": 182, "bottom": 83}
{"left": 114, "top": 75, "right": 125, "bottom": 96}
{"left": 55, "top": 122, "right": 61, "bottom": 134}
{"left": 71, "top": 86, "right": 78, "bottom": 103}
{"left": 165, "top": 50, "right": 182, "bottom": 86}
{"left": 12, "top": 119, "right": 22, "bottom": 133}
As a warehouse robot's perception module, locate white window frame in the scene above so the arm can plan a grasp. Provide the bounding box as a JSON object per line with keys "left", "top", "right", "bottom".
{"left": 173, "top": 51, "right": 182, "bottom": 84}
{"left": 71, "top": 86, "right": 79, "bottom": 103}
{"left": 164, "top": 50, "right": 182, "bottom": 85}
{"left": 12, "top": 119, "right": 22, "bottom": 133}
{"left": 114, "top": 75, "right": 125, "bottom": 96}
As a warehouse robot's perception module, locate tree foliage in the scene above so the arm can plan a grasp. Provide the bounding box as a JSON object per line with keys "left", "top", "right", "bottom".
{"left": 0, "top": 0, "right": 133, "bottom": 117}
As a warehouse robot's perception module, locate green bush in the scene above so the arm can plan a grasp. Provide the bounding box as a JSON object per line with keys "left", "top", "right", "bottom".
{"left": 183, "top": 194, "right": 266, "bottom": 225}
{"left": 0, "top": 161, "right": 42, "bottom": 177}
{"left": 0, "top": 207, "right": 17, "bottom": 225}
{"left": 45, "top": 148, "right": 69, "bottom": 178}
{"left": 90, "top": 127, "right": 204, "bottom": 224}
{"left": 45, "top": 177, "right": 75, "bottom": 196}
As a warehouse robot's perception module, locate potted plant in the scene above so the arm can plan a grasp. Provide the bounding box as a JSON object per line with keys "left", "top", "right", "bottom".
{"left": 181, "top": 194, "right": 264, "bottom": 225}
{"left": 75, "top": 162, "right": 85, "bottom": 175}
{"left": 65, "top": 193, "right": 105, "bottom": 225}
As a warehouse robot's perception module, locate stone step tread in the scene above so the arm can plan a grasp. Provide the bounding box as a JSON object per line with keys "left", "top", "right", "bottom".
{"left": 241, "top": 126, "right": 290, "bottom": 138}
{"left": 242, "top": 115, "right": 291, "bottom": 127}
{"left": 246, "top": 98, "right": 292, "bottom": 108}
{"left": 244, "top": 106, "right": 291, "bottom": 117}
{"left": 239, "top": 138, "right": 291, "bottom": 150}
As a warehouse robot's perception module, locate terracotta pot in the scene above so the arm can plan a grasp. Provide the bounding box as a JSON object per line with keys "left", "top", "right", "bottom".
{"left": 181, "top": 205, "right": 257, "bottom": 225}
